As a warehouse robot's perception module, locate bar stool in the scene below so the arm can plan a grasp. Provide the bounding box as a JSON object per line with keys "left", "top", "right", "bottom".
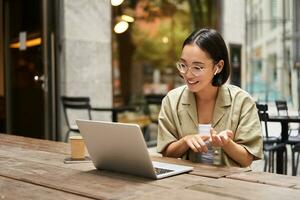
{"left": 61, "top": 96, "right": 92, "bottom": 142}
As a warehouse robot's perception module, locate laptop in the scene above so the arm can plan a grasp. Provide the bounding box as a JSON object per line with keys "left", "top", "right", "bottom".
{"left": 76, "top": 120, "right": 193, "bottom": 179}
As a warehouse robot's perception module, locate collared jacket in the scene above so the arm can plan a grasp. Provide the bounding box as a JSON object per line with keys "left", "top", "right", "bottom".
{"left": 157, "top": 84, "right": 263, "bottom": 167}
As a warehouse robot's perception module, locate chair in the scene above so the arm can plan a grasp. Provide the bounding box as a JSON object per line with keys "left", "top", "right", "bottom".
{"left": 256, "top": 103, "right": 287, "bottom": 174}
{"left": 144, "top": 94, "right": 165, "bottom": 124}
{"left": 143, "top": 94, "right": 165, "bottom": 147}
{"left": 275, "top": 99, "right": 300, "bottom": 136}
{"left": 275, "top": 101, "right": 300, "bottom": 175}
{"left": 292, "top": 143, "right": 300, "bottom": 175}
{"left": 275, "top": 100, "right": 289, "bottom": 116}
{"left": 291, "top": 110, "right": 300, "bottom": 176}
{"left": 61, "top": 96, "right": 92, "bottom": 142}
{"left": 287, "top": 107, "right": 300, "bottom": 137}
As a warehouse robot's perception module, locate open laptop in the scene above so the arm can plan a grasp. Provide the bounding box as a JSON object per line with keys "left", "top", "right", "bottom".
{"left": 76, "top": 120, "right": 193, "bottom": 179}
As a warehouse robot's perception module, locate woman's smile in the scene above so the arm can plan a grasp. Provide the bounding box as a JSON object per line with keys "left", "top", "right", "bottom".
{"left": 187, "top": 79, "right": 199, "bottom": 85}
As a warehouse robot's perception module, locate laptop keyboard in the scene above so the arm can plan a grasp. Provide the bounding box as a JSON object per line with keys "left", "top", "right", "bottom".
{"left": 154, "top": 167, "right": 174, "bottom": 175}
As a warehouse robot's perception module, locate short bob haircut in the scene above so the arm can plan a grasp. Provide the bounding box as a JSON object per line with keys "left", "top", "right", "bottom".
{"left": 182, "top": 28, "right": 230, "bottom": 87}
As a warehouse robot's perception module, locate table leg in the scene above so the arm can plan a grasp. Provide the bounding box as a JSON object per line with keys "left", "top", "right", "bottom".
{"left": 112, "top": 111, "right": 117, "bottom": 122}
{"left": 276, "top": 122, "right": 288, "bottom": 174}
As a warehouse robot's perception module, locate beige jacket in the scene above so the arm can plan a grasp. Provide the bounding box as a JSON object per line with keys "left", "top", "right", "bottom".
{"left": 157, "top": 84, "right": 263, "bottom": 167}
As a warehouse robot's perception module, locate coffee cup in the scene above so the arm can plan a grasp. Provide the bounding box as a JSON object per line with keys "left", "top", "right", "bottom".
{"left": 70, "top": 135, "right": 85, "bottom": 160}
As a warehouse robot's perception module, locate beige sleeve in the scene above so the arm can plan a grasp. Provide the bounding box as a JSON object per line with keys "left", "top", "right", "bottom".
{"left": 234, "top": 97, "right": 263, "bottom": 160}
{"left": 156, "top": 96, "right": 179, "bottom": 153}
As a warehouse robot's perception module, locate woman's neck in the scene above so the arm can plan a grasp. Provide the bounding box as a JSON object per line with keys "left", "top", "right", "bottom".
{"left": 195, "top": 85, "right": 219, "bottom": 102}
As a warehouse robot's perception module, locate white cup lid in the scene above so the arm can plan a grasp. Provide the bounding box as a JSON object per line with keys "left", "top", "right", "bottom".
{"left": 69, "top": 135, "right": 83, "bottom": 140}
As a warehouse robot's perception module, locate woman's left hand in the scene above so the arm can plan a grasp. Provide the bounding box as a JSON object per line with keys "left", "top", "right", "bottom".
{"left": 210, "top": 128, "right": 234, "bottom": 147}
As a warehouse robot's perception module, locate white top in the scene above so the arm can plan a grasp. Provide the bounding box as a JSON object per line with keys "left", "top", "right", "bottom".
{"left": 198, "top": 124, "right": 211, "bottom": 136}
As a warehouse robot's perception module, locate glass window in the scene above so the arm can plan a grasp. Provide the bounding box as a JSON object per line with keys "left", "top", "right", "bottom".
{"left": 112, "top": 0, "right": 220, "bottom": 105}
{"left": 270, "top": 0, "right": 278, "bottom": 29}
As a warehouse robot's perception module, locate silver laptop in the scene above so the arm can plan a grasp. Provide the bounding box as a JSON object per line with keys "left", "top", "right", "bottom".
{"left": 76, "top": 120, "right": 193, "bottom": 179}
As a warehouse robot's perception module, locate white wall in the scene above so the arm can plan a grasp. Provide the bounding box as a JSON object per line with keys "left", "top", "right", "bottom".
{"left": 222, "top": 0, "right": 245, "bottom": 44}
{"left": 222, "top": 0, "right": 246, "bottom": 88}
{"left": 59, "top": 0, "right": 113, "bottom": 139}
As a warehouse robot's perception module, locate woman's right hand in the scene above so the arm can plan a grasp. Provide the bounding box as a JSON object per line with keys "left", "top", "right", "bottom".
{"left": 183, "top": 135, "right": 210, "bottom": 153}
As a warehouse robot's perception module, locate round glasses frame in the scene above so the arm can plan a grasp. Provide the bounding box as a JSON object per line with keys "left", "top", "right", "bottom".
{"left": 176, "top": 62, "right": 205, "bottom": 77}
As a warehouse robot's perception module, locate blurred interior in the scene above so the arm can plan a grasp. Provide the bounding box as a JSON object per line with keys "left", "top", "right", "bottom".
{"left": 0, "top": 0, "right": 299, "bottom": 150}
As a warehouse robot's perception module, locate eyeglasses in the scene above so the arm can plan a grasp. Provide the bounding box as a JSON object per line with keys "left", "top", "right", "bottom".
{"left": 176, "top": 62, "right": 206, "bottom": 76}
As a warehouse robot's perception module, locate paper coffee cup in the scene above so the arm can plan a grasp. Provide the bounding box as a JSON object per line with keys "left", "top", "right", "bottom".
{"left": 70, "top": 135, "right": 85, "bottom": 160}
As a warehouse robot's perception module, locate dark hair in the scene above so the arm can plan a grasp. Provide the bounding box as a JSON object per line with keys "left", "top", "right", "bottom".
{"left": 182, "top": 28, "right": 230, "bottom": 86}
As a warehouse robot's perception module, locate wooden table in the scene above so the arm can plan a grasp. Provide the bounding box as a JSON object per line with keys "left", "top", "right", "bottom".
{"left": 1, "top": 133, "right": 300, "bottom": 199}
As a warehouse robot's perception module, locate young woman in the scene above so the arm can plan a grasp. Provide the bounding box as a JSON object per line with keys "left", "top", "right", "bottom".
{"left": 157, "top": 28, "right": 263, "bottom": 167}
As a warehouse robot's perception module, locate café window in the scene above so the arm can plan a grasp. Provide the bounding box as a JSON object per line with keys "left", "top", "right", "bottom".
{"left": 112, "top": 0, "right": 221, "bottom": 106}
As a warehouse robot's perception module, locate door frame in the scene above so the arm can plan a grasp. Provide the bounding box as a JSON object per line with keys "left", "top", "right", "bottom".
{"left": 3, "top": 0, "right": 11, "bottom": 134}
{"left": 0, "top": 0, "right": 4, "bottom": 98}
{"left": 3, "top": 0, "right": 58, "bottom": 140}
{"left": 0, "top": 0, "right": 5, "bottom": 132}
{"left": 42, "top": 0, "right": 59, "bottom": 140}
